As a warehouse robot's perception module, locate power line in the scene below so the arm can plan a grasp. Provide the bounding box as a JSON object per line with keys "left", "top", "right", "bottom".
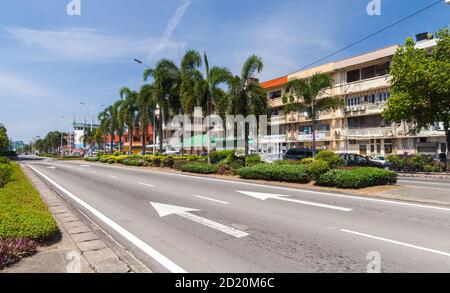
{"left": 291, "top": 0, "right": 443, "bottom": 74}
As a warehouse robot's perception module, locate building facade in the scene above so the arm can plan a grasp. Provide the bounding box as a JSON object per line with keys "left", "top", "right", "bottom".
{"left": 261, "top": 38, "right": 447, "bottom": 158}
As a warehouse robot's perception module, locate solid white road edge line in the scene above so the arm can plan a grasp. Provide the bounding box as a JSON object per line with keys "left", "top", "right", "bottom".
{"left": 68, "top": 161, "right": 450, "bottom": 213}
{"left": 26, "top": 164, "right": 187, "bottom": 273}
{"left": 193, "top": 195, "right": 229, "bottom": 205}
{"left": 341, "top": 229, "right": 450, "bottom": 257}
{"left": 138, "top": 182, "right": 155, "bottom": 188}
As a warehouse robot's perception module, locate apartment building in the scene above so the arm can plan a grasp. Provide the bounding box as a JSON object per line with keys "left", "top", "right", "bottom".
{"left": 260, "top": 37, "right": 447, "bottom": 159}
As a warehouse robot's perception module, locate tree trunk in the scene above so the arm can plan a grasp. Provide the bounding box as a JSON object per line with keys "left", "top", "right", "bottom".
{"left": 207, "top": 99, "right": 212, "bottom": 164}
{"left": 118, "top": 135, "right": 122, "bottom": 153}
{"left": 244, "top": 123, "right": 249, "bottom": 156}
{"left": 110, "top": 134, "right": 114, "bottom": 154}
{"left": 159, "top": 116, "right": 164, "bottom": 154}
{"left": 129, "top": 125, "right": 133, "bottom": 155}
{"left": 142, "top": 126, "right": 147, "bottom": 155}
{"left": 312, "top": 119, "right": 317, "bottom": 157}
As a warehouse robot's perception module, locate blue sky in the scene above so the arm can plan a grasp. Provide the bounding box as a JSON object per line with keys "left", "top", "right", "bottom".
{"left": 0, "top": 0, "right": 449, "bottom": 142}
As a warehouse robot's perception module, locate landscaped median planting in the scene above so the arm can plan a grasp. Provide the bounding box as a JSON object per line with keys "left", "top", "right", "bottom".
{"left": 84, "top": 150, "right": 398, "bottom": 189}
{"left": 0, "top": 163, "right": 58, "bottom": 269}
{"left": 316, "top": 167, "right": 398, "bottom": 189}
{"left": 239, "top": 164, "right": 310, "bottom": 183}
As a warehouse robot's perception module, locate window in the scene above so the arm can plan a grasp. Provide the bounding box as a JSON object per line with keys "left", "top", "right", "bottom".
{"left": 347, "top": 69, "right": 360, "bottom": 82}
{"left": 375, "top": 62, "right": 390, "bottom": 76}
{"left": 361, "top": 65, "right": 376, "bottom": 80}
{"left": 269, "top": 90, "right": 282, "bottom": 99}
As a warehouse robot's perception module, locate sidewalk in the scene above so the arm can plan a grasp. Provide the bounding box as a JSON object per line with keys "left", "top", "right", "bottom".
{"left": 4, "top": 165, "right": 148, "bottom": 273}
{"left": 397, "top": 172, "right": 450, "bottom": 180}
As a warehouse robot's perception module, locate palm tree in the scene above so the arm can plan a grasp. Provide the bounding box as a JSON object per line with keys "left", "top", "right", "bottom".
{"left": 112, "top": 100, "right": 125, "bottom": 153}
{"left": 98, "top": 106, "right": 115, "bottom": 153}
{"left": 143, "top": 59, "right": 181, "bottom": 153}
{"left": 137, "top": 84, "right": 156, "bottom": 155}
{"left": 228, "top": 55, "right": 265, "bottom": 156}
{"left": 283, "top": 73, "right": 344, "bottom": 156}
{"left": 119, "top": 87, "right": 138, "bottom": 155}
{"left": 81, "top": 128, "right": 94, "bottom": 150}
{"left": 93, "top": 127, "right": 105, "bottom": 150}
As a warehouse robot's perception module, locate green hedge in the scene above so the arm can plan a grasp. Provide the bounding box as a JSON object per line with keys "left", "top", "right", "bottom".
{"left": 387, "top": 155, "right": 442, "bottom": 172}
{"left": 209, "top": 150, "right": 235, "bottom": 164}
{"left": 181, "top": 162, "right": 218, "bottom": 174}
{"left": 315, "top": 151, "right": 345, "bottom": 169}
{"left": 0, "top": 163, "right": 58, "bottom": 240}
{"left": 239, "top": 164, "right": 310, "bottom": 183}
{"left": 0, "top": 163, "right": 13, "bottom": 188}
{"left": 306, "top": 160, "right": 330, "bottom": 181}
{"left": 0, "top": 157, "right": 11, "bottom": 164}
{"left": 245, "top": 154, "right": 262, "bottom": 167}
{"left": 316, "top": 167, "right": 398, "bottom": 189}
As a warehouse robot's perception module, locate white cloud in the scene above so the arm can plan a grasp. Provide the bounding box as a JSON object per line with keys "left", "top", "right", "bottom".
{"left": 4, "top": 27, "right": 180, "bottom": 62}
{"left": 0, "top": 71, "right": 55, "bottom": 98}
{"left": 148, "top": 0, "right": 192, "bottom": 57}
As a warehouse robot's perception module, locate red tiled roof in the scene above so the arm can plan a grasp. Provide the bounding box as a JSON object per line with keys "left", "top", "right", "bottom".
{"left": 260, "top": 76, "right": 288, "bottom": 89}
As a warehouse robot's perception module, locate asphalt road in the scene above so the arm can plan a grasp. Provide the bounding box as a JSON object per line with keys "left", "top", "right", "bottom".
{"left": 21, "top": 157, "right": 450, "bottom": 273}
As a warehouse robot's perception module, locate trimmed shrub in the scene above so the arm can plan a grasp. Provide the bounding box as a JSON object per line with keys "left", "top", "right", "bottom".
{"left": 315, "top": 150, "right": 345, "bottom": 169}
{"left": 0, "top": 157, "right": 11, "bottom": 165}
{"left": 172, "top": 160, "right": 189, "bottom": 170}
{"left": 181, "top": 162, "right": 218, "bottom": 174}
{"left": 306, "top": 160, "right": 330, "bottom": 181}
{"left": 0, "top": 238, "right": 37, "bottom": 269}
{"left": 300, "top": 158, "right": 315, "bottom": 166}
{"left": 317, "top": 167, "right": 397, "bottom": 189}
{"left": 186, "top": 155, "right": 205, "bottom": 162}
{"left": 209, "top": 150, "right": 235, "bottom": 164}
{"left": 245, "top": 154, "right": 262, "bottom": 167}
{"left": 239, "top": 164, "right": 310, "bottom": 183}
{"left": 216, "top": 162, "right": 231, "bottom": 175}
{"left": 0, "top": 163, "right": 13, "bottom": 188}
{"left": 424, "top": 164, "right": 442, "bottom": 173}
{"left": 315, "top": 169, "right": 344, "bottom": 187}
{"left": 112, "top": 151, "right": 121, "bottom": 157}
{"left": 274, "top": 160, "right": 300, "bottom": 165}
{"left": 152, "top": 157, "right": 162, "bottom": 167}
{"left": 107, "top": 159, "right": 116, "bottom": 164}
{"left": 161, "top": 156, "right": 175, "bottom": 168}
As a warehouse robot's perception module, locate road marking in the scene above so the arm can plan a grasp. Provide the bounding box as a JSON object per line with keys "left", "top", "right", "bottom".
{"left": 89, "top": 171, "right": 97, "bottom": 174}
{"left": 72, "top": 162, "right": 450, "bottom": 213}
{"left": 193, "top": 195, "right": 229, "bottom": 205}
{"left": 237, "top": 191, "right": 352, "bottom": 212}
{"left": 109, "top": 175, "right": 119, "bottom": 179}
{"left": 150, "top": 202, "right": 249, "bottom": 238}
{"left": 138, "top": 182, "right": 155, "bottom": 188}
{"left": 46, "top": 166, "right": 56, "bottom": 169}
{"left": 341, "top": 229, "right": 450, "bottom": 257}
{"left": 26, "top": 165, "right": 186, "bottom": 273}
{"left": 80, "top": 165, "right": 91, "bottom": 168}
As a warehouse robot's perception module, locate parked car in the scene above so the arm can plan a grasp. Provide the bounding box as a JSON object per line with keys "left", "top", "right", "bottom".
{"left": 340, "top": 153, "right": 384, "bottom": 168}
{"left": 368, "top": 156, "right": 393, "bottom": 168}
{"left": 283, "top": 149, "right": 315, "bottom": 161}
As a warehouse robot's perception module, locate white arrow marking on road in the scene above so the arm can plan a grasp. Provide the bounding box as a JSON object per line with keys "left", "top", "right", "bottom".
{"left": 150, "top": 202, "right": 249, "bottom": 238}
{"left": 236, "top": 191, "right": 353, "bottom": 212}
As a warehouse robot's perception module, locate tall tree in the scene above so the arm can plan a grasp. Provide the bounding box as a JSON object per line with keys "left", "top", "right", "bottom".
{"left": 228, "top": 55, "right": 265, "bottom": 156}
{"left": 383, "top": 29, "right": 450, "bottom": 156}
{"left": 112, "top": 100, "right": 125, "bottom": 153}
{"left": 283, "top": 73, "right": 344, "bottom": 157}
{"left": 0, "top": 125, "right": 9, "bottom": 151}
{"left": 137, "top": 84, "right": 156, "bottom": 155}
{"left": 119, "top": 87, "right": 138, "bottom": 155}
{"left": 143, "top": 59, "right": 181, "bottom": 153}
{"left": 98, "top": 106, "right": 115, "bottom": 153}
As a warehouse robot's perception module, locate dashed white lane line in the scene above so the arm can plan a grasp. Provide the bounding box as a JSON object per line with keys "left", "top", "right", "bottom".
{"left": 193, "top": 195, "right": 229, "bottom": 205}
{"left": 109, "top": 175, "right": 119, "bottom": 179}
{"left": 27, "top": 164, "right": 186, "bottom": 273}
{"left": 341, "top": 229, "right": 450, "bottom": 257}
{"left": 89, "top": 171, "right": 97, "bottom": 174}
{"left": 138, "top": 182, "right": 155, "bottom": 188}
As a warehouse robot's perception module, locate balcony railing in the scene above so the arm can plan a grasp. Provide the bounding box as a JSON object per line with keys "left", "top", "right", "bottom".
{"left": 346, "top": 127, "right": 394, "bottom": 137}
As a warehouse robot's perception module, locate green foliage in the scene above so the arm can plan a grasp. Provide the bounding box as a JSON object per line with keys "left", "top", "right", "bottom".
{"left": 113, "top": 151, "right": 121, "bottom": 157}
{"left": 315, "top": 150, "right": 345, "bottom": 169}
{"left": 239, "top": 164, "right": 310, "bottom": 183}
{"left": 0, "top": 163, "right": 13, "bottom": 188}
{"left": 0, "top": 125, "right": 9, "bottom": 152}
{"left": 383, "top": 29, "right": 450, "bottom": 154}
{"left": 181, "top": 162, "right": 218, "bottom": 174}
{"left": 161, "top": 156, "right": 175, "bottom": 168}
{"left": 317, "top": 168, "right": 397, "bottom": 189}
{"left": 216, "top": 162, "right": 231, "bottom": 174}
{"left": 245, "top": 154, "right": 262, "bottom": 167}
{"left": 209, "top": 150, "right": 235, "bottom": 164}
{"left": 84, "top": 157, "right": 100, "bottom": 162}
{"left": 0, "top": 164, "right": 58, "bottom": 240}
{"left": 172, "top": 160, "right": 189, "bottom": 170}
{"left": 0, "top": 157, "right": 11, "bottom": 165}
{"left": 300, "top": 158, "right": 315, "bottom": 166}
{"left": 306, "top": 160, "right": 330, "bottom": 181}
{"left": 387, "top": 155, "right": 441, "bottom": 172}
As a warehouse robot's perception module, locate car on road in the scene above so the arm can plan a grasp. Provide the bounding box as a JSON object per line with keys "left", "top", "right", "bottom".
{"left": 339, "top": 153, "right": 385, "bottom": 168}
{"left": 283, "top": 149, "right": 315, "bottom": 161}
{"left": 368, "top": 155, "right": 393, "bottom": 168}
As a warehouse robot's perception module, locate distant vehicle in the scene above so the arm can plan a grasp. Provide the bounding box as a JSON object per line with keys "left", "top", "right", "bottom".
{"left": 283, "top": 149, "right": 315, "bottom": 161}
{"left": 139, "top": 151, "right": 154, "bottom": 155}
{"left": 340, "top": 153, "right": 384, "bottom": 168}
{"left": 163, "top": 150, "right": 181, "bottom": 156}
{"left": 368, "top": 156, "right": 392, "bottom": 168}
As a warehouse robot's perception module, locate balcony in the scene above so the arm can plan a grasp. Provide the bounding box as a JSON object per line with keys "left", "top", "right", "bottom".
{"left": 261, "top": 134, "right": 286, "bottom": 144}
{"left": 335, "top": 75, "right": 390, "bottom": 95}
{"left": 345, "top": 127, "right": 395, "bottom": 138}
{"left": 344, "top": 102, "right": 387, "bottom": 116}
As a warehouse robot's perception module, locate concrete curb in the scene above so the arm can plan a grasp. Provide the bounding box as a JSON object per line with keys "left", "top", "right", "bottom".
{"left": 21, "top": 164, "right": 138, "bottom": 273}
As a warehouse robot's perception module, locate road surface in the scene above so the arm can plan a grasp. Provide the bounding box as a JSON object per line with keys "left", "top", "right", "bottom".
{"left": 21, "top": 157, "right": 450, "bottom": 273}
